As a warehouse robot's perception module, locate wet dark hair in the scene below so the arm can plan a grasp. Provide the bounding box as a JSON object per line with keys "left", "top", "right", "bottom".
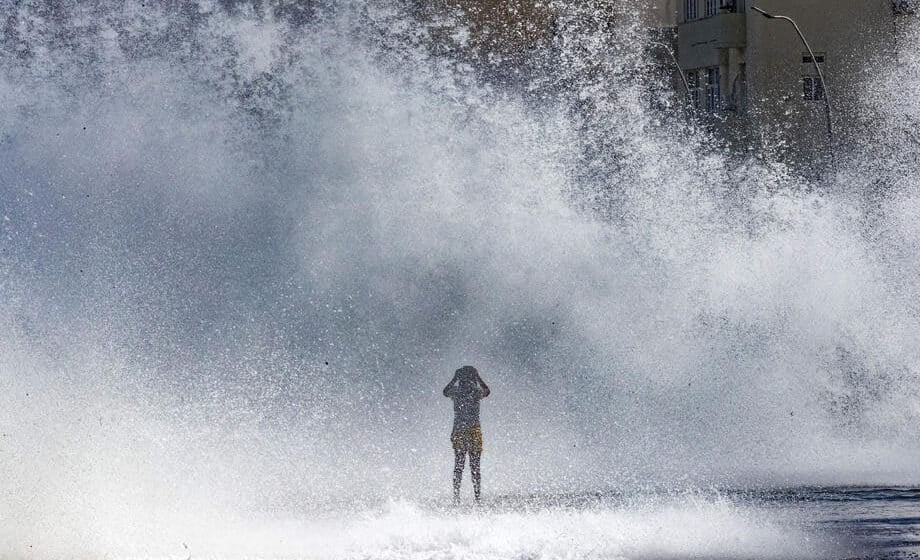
{"left": 456, "top": 365, "right": 478, "bottom": 381}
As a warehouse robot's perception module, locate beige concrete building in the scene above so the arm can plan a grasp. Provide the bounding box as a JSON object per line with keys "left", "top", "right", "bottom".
{"left": 676, "top": 0, "right": 915, "bottom": 165}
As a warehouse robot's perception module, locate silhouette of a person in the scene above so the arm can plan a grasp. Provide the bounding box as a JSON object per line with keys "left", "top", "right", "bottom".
{"left": 443, "top": 365, "right": 490, "bottom": 504}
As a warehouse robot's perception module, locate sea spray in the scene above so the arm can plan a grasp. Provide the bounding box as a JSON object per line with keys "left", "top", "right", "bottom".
{"left": 1, "top": 1, "right": 919, "bottom": 557}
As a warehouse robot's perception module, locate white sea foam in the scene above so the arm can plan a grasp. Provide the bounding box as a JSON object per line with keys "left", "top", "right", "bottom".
{"left": 7, "top": 497, "right": 832, "bottom": 560}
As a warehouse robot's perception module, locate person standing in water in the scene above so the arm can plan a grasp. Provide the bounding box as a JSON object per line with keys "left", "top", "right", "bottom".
{"left": 443, "top": 365, "right": 490, "bottom": 504}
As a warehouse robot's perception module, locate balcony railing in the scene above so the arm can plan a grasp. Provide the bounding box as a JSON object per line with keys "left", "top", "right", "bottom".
{"left": 684, "top": 0, "right": 746, "bottom": 22}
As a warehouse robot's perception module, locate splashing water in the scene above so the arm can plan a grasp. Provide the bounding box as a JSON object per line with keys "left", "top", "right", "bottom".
{"left": 2, "top": 1, "right": 920, "bottom": 558}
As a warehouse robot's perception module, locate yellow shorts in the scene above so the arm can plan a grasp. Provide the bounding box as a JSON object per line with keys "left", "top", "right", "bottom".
{"left": 451, "top": 426, "right": 483, "bottom": 454}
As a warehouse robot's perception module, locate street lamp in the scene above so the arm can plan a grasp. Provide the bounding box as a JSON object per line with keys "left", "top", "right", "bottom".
{"left": 649, "top": 41, "right": 695, "bottom": 116}
{"left": 750, "top": 6, "right": 835, "bottom": 163}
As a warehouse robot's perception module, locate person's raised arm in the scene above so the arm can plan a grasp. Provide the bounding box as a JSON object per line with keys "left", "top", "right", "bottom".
{"left": 476, "top": 372, "right": 490, "bottom": 398}
{"left": 443, "top": 373, "right": 458, "bottom": 397}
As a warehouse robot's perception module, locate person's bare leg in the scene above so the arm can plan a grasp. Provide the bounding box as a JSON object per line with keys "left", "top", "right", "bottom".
{"left": 470, "top": 452, "right": 481, "bottom": 504}
{"left": 453, "top": 450, "right": 466, "bottom": 503}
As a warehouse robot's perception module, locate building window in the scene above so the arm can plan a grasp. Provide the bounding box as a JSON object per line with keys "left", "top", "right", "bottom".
{"left": 706, "top": 67, "right": 721, "bottom": 113}
{"left": 686, "top": 69, "right": 701, "bottom": 110}
{"left": 705, "top": 0, "right": 719, "bottom": 17}
{"left": 685, "top": 0, "right": 699, "bottom": 20}
{"left": 803, "top": 76, "right": 825, "bottom": 101}
{"left": 801, "top": 51, "right": 826, "bottom": 101}
{"left": 687, "top": 67, "right": 722, "bottom": 113}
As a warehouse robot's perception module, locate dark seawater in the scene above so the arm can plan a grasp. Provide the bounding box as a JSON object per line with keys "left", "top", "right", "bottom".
{"left": 803, "top": 487, "right": 920, "bottom": 559}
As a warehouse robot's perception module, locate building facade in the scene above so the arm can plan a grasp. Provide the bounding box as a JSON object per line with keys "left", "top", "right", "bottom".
{"left": 675, "top": 0, "right": 916, "bottom": 165}
{"left": 641, "top": 0, "right": 679, "bottom": 28}
{"left": 415, "top": 1, "right": 915, "bottom": 167}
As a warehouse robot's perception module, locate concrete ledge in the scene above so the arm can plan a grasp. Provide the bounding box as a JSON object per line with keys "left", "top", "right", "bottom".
{"left": 678, "top": 12, "right": 747, "bottom": 69}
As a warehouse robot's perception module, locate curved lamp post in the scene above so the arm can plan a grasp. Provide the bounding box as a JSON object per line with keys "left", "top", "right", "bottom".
{"left": 649, "top": 41, "right": 695, "bottom": 115}
{"left": 751, "top": 6, "right": 835, "bottom": 162}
